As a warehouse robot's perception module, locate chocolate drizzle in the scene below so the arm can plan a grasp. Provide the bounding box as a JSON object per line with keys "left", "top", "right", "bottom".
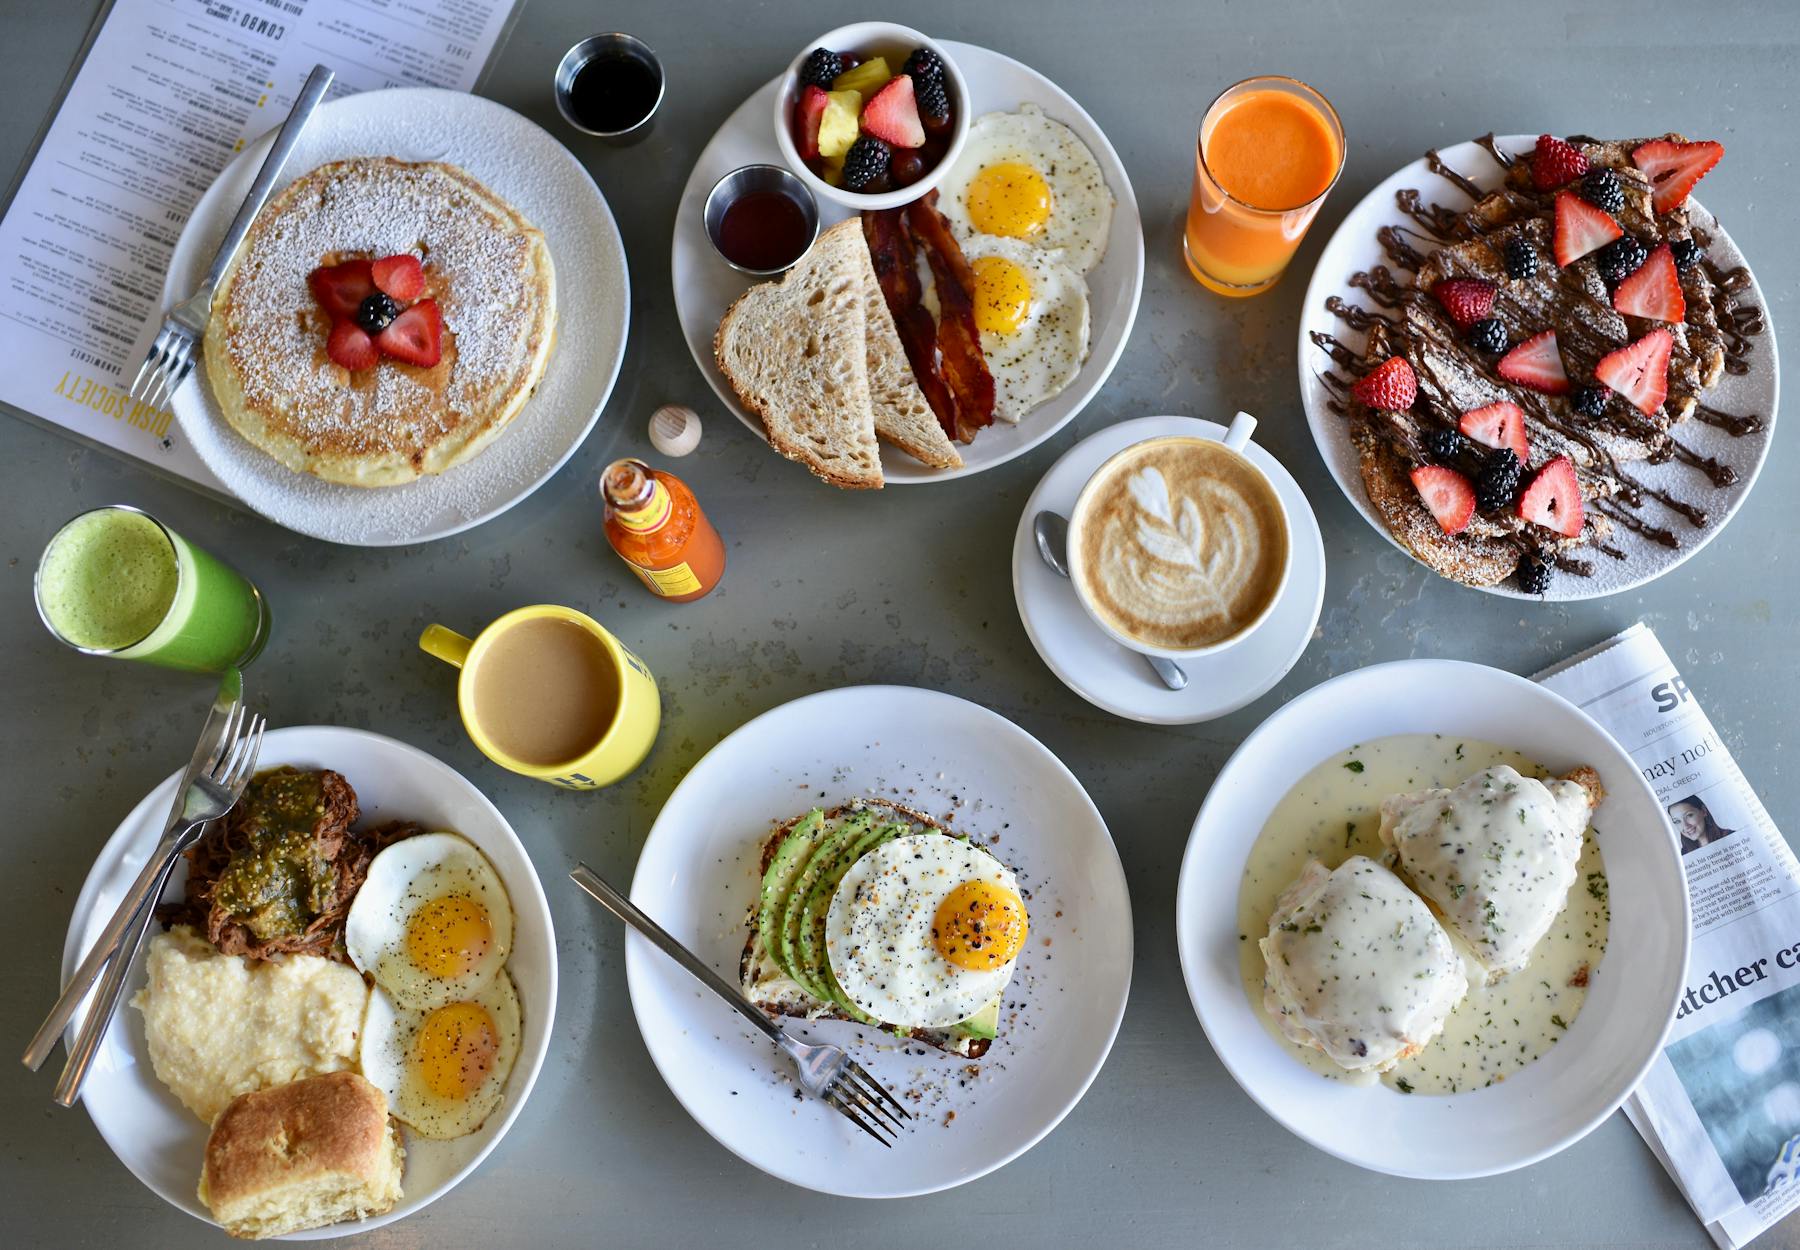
{"left": 1375, "top": 225, "right": 1427, "bottom": 271}
{"left": 1696, "top": 402, "right": 1763, "bottom": 437}
{"left": 1348, "top": 266, "right": 1412, "bottom": 309}
{"left": 1475, "top": 133, "right": 1514, "bottom": 169}
{"left": 1324, "top": 295, "right": 1394, "bottom": 332}
{"left": 1310, "top": 330, "right": 1364, "bottom": 370}
{"left": 1425, "top": 148, "right": 1485, "bottom": 200}
{"left": 1395, "top": 189, "right": 1462, "bottom": 241}
{"left": 1595, "top": 500, "right": 1679, "bottom": 549}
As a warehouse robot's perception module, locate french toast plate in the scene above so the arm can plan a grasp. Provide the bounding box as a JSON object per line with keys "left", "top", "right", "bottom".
{"left": 60, "top": 726, "right": 558, "bottom": 1238}
{"left": 626, "top": 685, "right": 1133, "bottom": 1197}
{"left": 1298, "top": 136, "right": 1777, "bottom": 599}
{"left": 671, "top": 41, "right": 1144, "bottom": 484}
{"left": 165, "top": 89, "right": 629, "bottom": 545}
{"left": 1012, "top": 415, "right": 1326, "bottom": 725}
{"left": 1177, "top": 660, "right": 1688, "bottom": 1177}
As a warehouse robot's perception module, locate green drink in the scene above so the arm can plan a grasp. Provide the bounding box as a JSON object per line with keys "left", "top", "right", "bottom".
{"left": 35, "top": 506, "right": 270, "bottom": 672}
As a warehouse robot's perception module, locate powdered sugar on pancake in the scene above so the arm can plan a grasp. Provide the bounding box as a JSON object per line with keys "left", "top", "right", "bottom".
{"left": 168, "top": 90, "right": 628, "bottom": 545}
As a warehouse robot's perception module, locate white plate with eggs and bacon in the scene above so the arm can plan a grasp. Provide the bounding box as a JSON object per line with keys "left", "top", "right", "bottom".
{"left": 58, "top": 726, "right": 556, "bottom": 1238}
{"left": 672, "top": 40, "right": 1145, "bottom": 482}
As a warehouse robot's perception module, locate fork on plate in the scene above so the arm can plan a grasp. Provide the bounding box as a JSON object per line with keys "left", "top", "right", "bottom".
{"left": 569, "top": 863, "right": 911, "bottom": 1145}
{"left": 127, "top": 64, "right": 334, "bottom": 411}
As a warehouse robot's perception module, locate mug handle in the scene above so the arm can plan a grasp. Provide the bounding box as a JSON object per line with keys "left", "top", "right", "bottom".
{"left": 420, "top": 624, "right": 474, "bottom": 669}
{"left": 1223, "top": 411, "right": 1258, "bottom": 452}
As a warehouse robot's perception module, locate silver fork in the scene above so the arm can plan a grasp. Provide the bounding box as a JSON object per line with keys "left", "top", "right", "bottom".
{"left": 127, "top": 64, "right": 334, "bottom": 411}
{"left": 51, "top": 711, "right": 266, "bottom": 1107}
{"left": 569, "top": 864, "right": 911, "bottom": 1146}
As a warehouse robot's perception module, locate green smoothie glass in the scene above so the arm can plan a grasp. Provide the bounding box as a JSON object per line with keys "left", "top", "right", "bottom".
{"left": 34, "top": 505, "right": 269, "bottom": 672}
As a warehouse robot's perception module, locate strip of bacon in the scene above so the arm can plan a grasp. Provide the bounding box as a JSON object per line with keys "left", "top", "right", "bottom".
{"left": 862, "top": 209, "right": 960, "bottom": 441}
{"left": 904, "top": 192, "right": 995, "bottom": 441}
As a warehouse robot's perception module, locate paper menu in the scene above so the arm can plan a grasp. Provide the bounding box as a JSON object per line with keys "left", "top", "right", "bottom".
{"left": 0, "top": 0, "right": 519, "bottom": 494}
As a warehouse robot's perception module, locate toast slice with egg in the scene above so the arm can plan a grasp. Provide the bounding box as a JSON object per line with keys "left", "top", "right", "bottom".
{"left": 738, "top": 798, "right": 1020, "bottom": 1059}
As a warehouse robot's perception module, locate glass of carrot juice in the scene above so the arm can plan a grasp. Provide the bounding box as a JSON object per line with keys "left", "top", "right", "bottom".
{"left": 1183, "top": 76, "right": 1345, "bottom": 297}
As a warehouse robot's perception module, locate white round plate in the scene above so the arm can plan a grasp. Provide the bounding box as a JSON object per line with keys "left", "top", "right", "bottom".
{"left": 61, "top": 726, "right": 558, "bottom": 1237}
{"left": 626, "top": 685, "right": 1132, "bottom": 1197}
{"left": 1176, "top": 660, "right": 1689, "bottom": 1178}
{"left": 1012, "top": 416, "right": 1325, "bottom": 725}
{"left": 1299, "top": 135, "right": 1779, "bottom": 599}
{"left": 672, "top": 41, "right": 1144, "bottom": 483}
{"left": 166, "top": 88, "right": 630, "bottom": 545}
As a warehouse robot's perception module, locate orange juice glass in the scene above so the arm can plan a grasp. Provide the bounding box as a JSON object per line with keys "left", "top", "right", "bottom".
{"left": 1184, "top": 76, "right": 1345, "bottom": 297}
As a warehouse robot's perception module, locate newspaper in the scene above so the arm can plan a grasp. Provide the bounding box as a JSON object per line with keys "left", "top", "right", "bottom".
{"left": 1538, "top": 622, "right": 1797, "bottom": 1248}
{"left": 0, "top": 0, "right": 520, "bottom": 494}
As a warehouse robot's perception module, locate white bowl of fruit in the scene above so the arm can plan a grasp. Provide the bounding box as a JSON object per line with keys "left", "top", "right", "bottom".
{"left": 773, "top": 21, "right": 971, "bottom": 210}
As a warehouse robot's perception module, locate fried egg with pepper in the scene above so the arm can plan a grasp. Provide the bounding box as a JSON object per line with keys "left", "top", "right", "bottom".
{"left": 824, "top": 834, "right": 1028, "bottom": 1029}
{"left": 360, "top": 971, "right": 522, "bottom": 1139}
{"left": 937, "top": 104, "right": 1114, "bottom": 275}
{"left": 961, "top": 235, "right": 1091, "bottom": 421}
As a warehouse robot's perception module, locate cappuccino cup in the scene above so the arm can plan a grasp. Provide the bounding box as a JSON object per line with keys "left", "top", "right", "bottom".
{"left": 1065, "top": 414, "right": 1291, "bottom": 659}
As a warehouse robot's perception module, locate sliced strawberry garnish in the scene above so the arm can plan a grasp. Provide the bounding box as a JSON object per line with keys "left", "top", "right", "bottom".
{"left": 374, "top": 298, "right": 442, "bottom": 367}
{"left": 1351, "top": 355, "right": 1417, "bottom": 412}
{"left": 371, "top": 254, "right": 425, "bottom": 302}
{"left": 860, "top": 75, "right": 925, "bottom": 148}
{"left": 326, "top": 319, "right": 379, "bottom": 371}
{"left": 1458, "top": 401, "right": 1530, "bottom": 462}
{"left": 1530, "top": 135, "right": 1589, "bottom": 192}
{"left": 1594, "top": 328, "right": 1673, "bottom": 417}
{"left": 1552, "top": 191, "right": 1622, "bottom": 267}
{"left": 1496, "top": 330, "right": 1570, "bottom": 395}
{"left": 1517, "top": 456, "right": 1585, "bottom": 538}
{"left": 308, "top": 260, "right": 375, "bottom": 321}
{"left": 1431, "top": 278, "right": 1496, "bottom": 331}
{"left": 1410, "top": 465, "right": 1476, "bottom": 536}
{"left": 1611, "top": 243, "right": 1686, "bottom": 323}
{"left": 795, "top": 84, "right": 831, "bottom": 162}
{"left": 1632, "top": 139, "right": 1723, "bottom": 214}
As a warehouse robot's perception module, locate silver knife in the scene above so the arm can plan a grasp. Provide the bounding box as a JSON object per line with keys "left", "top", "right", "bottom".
{"left": 21, "top": 669, "right": 243, "bottom": 1071}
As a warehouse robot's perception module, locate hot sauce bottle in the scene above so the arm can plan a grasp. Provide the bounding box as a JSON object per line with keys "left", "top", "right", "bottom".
{"left": 601, "top": 458, "right": 725, "bottom": 602}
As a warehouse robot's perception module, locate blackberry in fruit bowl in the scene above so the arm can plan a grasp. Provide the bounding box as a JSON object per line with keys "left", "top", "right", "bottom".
{"left": 1503, "top": 237, "right": 1538, "bottom": 282}
{"left": 842, "top": 136, "right": 892, "bottom": 192}
{"left": 1467, "top": 318, "right": 1508, "bottom": 355}
{"left": 1475, "top": 448, "right": 1523, "bottom": 512}
{"left": 799, "top": 48, "right": 844, "bottom": 90}
{"left": 914, "top": 73, "right": 950, "bottom": 126}
{"left": 902, "top": 47, "right": 944, "bottom": 83}
{"left": 1595, "top": 235, "right": 1648, "bottom": 284}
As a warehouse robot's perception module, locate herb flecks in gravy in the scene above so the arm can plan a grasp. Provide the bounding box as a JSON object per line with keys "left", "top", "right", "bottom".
{"left": 1236, "top": 734, "right": 1610, "bottom": 1095}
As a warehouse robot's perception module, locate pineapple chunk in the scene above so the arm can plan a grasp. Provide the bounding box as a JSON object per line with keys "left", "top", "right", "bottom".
{"left": 817, "top": 89, "right": 862, "bottom": 160}
{"left": 831, "top": 57, "right": 891, "bottom": 97}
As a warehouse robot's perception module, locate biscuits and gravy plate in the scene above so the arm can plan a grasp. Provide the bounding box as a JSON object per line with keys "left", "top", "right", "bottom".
{"left": 166, "top": 89, "right": 628, "bottom": 545}
{"left": 625, "top": 685, "right": 1132, "bottom": 1196}
{"left": 673, "top": 40, "right": 1143, "bottom": 485}
{"left": 60, "top": 725, "right": 556, "bottom": 1237}
{"left": 1176, "top": 659, "right": 1688, "bottom": 1177}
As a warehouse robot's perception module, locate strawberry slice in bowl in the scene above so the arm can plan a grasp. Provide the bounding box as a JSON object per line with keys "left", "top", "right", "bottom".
{"left": 1517, "top": 456, "right": 1584, "bottom": 539}
{"left": 860, "top": 75, "right": 925, "bottom": 149}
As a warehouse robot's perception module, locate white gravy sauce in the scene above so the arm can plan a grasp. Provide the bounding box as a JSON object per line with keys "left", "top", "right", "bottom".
{"left": 1236, "top": 734, "right": 1610, "bottom": 1095}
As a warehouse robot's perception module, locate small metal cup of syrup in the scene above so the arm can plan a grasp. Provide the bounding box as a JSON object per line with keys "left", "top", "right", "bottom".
{"left": 555, "top": 33, "right": 664, "bottom": 145}
{"left": 703, "top": 164, "right": 820, "bottom": 276}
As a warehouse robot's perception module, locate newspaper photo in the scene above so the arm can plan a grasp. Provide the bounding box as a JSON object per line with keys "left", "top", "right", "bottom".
{"left": 1539, "top": 622, "right": 1797, "bottom": 1248}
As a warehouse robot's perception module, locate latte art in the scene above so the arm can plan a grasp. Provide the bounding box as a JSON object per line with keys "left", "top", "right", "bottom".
{"left": 1072, "top": 438, "right": 1288, "bottom": 651}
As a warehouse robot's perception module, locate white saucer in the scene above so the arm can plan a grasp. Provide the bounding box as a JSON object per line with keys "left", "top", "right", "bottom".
{"left": 1011, "top": 416, "right": 1325, "bottom": 725}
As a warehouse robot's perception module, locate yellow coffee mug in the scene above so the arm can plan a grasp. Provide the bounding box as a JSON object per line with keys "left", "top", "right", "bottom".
{"left": 419, "top": 605, "right": 659, "bottom": 791}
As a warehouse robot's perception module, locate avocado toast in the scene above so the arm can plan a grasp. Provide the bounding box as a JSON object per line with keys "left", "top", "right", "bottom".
{"left": 739, "top": 799, "right": 1012, "bottom": 1059}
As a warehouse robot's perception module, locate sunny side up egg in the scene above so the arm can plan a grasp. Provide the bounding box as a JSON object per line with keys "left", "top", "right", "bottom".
{"left": 937, "top": 103, "right": 1115, "bottom": 276}
{"left": 344, "top": 831, "right": 515, "bottom": 1012}
{"left": 961, "top": 235, "right": 1090, "bottom": 421}
{"left": 824, "top": 833, "right": 1029, "bottom": 1029}
{"left": 361, "top": 970, "right": 522, "bottom": 1139}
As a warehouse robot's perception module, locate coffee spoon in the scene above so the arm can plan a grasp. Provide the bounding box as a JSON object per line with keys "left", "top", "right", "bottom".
{"left": 1032, "top": 510, "right": 1188, "bottom": 692}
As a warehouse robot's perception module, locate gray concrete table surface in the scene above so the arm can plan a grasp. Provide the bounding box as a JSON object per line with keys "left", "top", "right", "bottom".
{"left": 1, "top": 0, "right": 1794, "bottom": 1245}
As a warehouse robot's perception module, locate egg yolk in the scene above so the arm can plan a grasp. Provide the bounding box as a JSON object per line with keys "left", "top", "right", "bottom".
{"left": 971, "top": 256, "right": 1033, "bottom": 336}
{"left": 932, "top": 880, "right": 1029, "bottom": 971}
{"left": 414, "top": 1000, "right": 499, "bottom": 1101}
{"left": 966, "top": 161, "right": 1052, "bottom": 239}
{"left": 405, "top": 895, "right": 492, "bottom": 979}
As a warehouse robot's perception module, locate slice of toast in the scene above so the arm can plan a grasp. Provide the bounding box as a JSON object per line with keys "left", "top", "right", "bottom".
{"left": 715, "top": 219, "right": 884, "bottom": 489}
{"left": 739, "top": 798, "right": 1001, "bottom": 1059}
{"left": 852, "top": 238, "right": 962, "bottom": 470}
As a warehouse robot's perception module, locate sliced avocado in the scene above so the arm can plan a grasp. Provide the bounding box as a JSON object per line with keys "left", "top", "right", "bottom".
{"left": 952, "top": 998, "right": 1000, "bottom": 1041}
{"left": 778, "top": 810, "right": 874, "bottom": 999}
{"left": 801, "top": 820, "right": 911, "bottom": 1022}
{"left": 757, "top": 810, "right": 826, "bottom": 963}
